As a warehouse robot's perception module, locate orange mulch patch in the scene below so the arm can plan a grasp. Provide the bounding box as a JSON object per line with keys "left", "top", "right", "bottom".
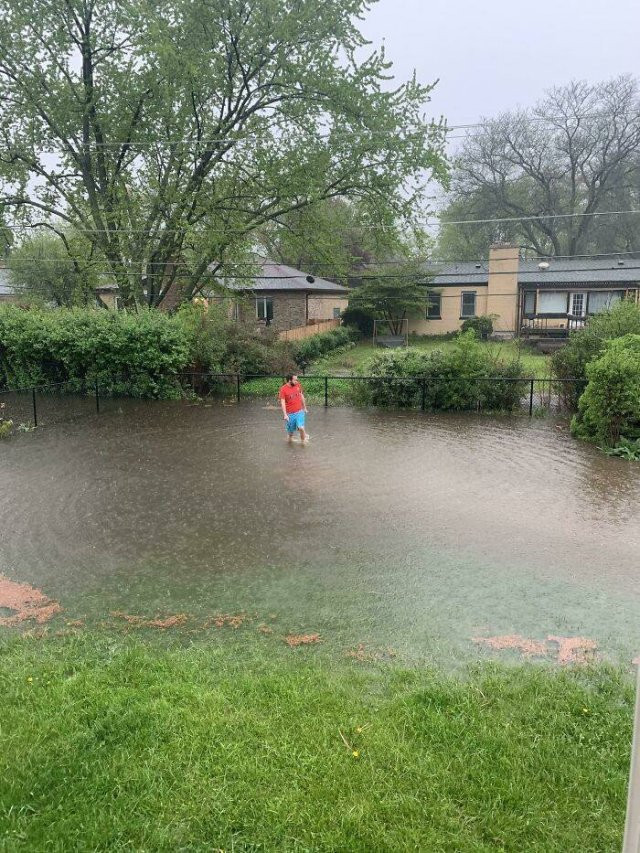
{"left": 258, "top": 624, "right": 273, "bottom": 635}
{"left": 547, "top": 635, "right": 598, "bottom": 665}
{"left": 110, "top": 611, "right": 188, "bottom": 629}
{"left": 473, "top": 633, "right": 598, "bottom": 664}
{"left": 0, "top": 574, "right": 62, "bottom": 626}
{"left": 204, "top": 613, "right": 248, "bottom": 629}
{"left": 473, "top": 634, "right": 548, "bottom": 657}
{"left": 284, "top": 633, "right": 322, "bottom": 647}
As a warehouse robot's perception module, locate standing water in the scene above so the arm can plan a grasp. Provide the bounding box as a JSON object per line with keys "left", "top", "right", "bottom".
{"left": 1, "top": 398, "right": 638, "bottom": 665}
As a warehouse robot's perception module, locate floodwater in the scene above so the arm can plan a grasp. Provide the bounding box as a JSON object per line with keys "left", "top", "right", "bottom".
{"left": 1, "top": 398, "right": 639, "bottom": 665}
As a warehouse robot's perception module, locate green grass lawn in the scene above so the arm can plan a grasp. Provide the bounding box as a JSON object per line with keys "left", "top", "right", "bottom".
{"left": 0, "top": 632, "right": 632, "bottom": 851}
{"left": 314, "top": 337, "right": 552, "bottom": 378}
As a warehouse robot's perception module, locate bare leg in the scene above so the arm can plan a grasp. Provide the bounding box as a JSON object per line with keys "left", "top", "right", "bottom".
{"left": 299, "top": 426, "right": 308, "bottom": 442}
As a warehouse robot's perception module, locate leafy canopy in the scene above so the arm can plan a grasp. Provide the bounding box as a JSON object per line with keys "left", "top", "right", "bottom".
{"left": 0, "top": 0, "right": 447, "bottom": 306}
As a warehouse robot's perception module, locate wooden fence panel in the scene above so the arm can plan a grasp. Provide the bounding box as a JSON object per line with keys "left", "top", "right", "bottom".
{"left": 279, "top": 319, "right": 340, "bottom": 342}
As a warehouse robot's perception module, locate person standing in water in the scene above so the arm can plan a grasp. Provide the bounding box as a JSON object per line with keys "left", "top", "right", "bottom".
{"left": 278, "top": 374, "right": 309, "bottom": 444}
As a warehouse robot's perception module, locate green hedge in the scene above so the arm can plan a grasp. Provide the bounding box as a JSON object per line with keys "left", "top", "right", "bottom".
{"left": 571, "top": 334, "right": 640, "bottom": 448}
{"left": 357, "top": 331, "right": 527, "bottom": 411}
{"left": 293, "top": 326, "right": 359, "bottom": 369}
{"left": 552, "top": 300, "right": 640, "bottom": 409}
{"left": 0, "top": 306, "right": 190, "bottom": 398}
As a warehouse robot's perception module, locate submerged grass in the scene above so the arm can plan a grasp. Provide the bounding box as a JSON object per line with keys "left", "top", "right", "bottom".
{"left": 0, "top": 632, "right": 632, "bottom": 851}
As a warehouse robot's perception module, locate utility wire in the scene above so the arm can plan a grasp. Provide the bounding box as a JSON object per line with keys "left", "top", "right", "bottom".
{"left": 5, "top": 111, "right": 635, "bottom": 149}
{"left": 4, "top": 207, "right": 640, "bottom": 235}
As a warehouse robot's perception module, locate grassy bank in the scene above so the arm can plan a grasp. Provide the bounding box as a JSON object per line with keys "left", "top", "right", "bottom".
{"left": 0, "top": 633, "right": 632, "bottom": 851}
{"left": 316, "top": 337, "right": 551, "bottom": 377}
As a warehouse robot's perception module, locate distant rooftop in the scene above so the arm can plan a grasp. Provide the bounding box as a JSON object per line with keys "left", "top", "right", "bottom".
{"left": 211, "top": 259, "right": 349, "bottom": 294}
{"left": 518, "top": 257, "right": 640, "bottom": 286}
{"left": 421, "top": 256, "right": 640, "bottom": 288}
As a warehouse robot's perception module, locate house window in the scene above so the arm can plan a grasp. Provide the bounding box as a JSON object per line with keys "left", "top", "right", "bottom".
{"left": 333, "top": 306, "right": 342, "bottom": 319}
{"left": 256, "top": 297, "right": 273, "bottom": 323}
{"left": 232, "top": 301, "right": 240, "bottom": 321}
{"left": 569, "top": 292, "right": 586, "bottom": 317}
{"left": 588, "top": 291, "right": 624, "bottom": 314}
{"left": 460, "top": 291, "right": 476, "bottom": 318}
{"left": 523, "top": 291, "right": 536, "bottom": 316}
{"left": 426, "top": 293, "right": 442, "bottom": 319}
{"left": 537, "top": 291, "right": 567, "bottom": 315}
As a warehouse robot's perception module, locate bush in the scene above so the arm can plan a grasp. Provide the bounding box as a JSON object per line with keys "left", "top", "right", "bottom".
{"left": 460, "top": 314, "right": 495, "bottom": 340}
{"left": 293, "top": 326, "right": 358, "bottom": 369}
{"left": 552, "top": 300, "right": 640, "bottom": 409}
{"left": 359, "top": 331, "right": 527, "bottom": 411}
{"left": 0, "top": 306, "right": 191, "bottom": 397}
{"left": 571, "top": 334, "right": 640, "bottom": 447}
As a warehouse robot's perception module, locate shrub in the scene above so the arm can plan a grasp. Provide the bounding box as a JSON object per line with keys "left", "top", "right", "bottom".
{"left": 360, "top": 331, "right": 527, "bottom": 411}
{"left": 571, "top": 334, "right": 640, "bottom": 447}
{"left": 293, "top": 326, "right": 358, "bottom": 369}
{"left": 0, "top": 306, "right": 190, "bottom": 397}
{"left": 174, "top": 303, "right": 226, "bottom": 374}
{"left": 460, "top": 314, "right": 495, "bottom": 340}
{"left": 552, "top": 300, "right": 640, "bottom": 409}
{"left": 0, "top": 400, "right": 12, "bottom": 439}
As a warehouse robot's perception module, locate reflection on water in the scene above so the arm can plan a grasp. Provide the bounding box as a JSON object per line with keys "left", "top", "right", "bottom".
{"left": 1, "top": 399, "right": 638, "bottom": 663}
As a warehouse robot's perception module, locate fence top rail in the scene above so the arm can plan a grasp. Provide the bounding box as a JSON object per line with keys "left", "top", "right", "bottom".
{"left": 186, "top": 372, "right": 585, "bottom": 383}
{"left": 0, "top": 373, "right": 586, "bottom": 395}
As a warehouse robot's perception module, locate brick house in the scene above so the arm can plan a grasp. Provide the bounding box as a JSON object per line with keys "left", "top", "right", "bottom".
{"left": 209, "top": 259, "right": 349, "bottom": 336}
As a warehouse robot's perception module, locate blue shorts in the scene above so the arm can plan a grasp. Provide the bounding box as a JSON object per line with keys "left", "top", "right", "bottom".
{"left": 285, "top": 410, "right": 305, "bottom": 433}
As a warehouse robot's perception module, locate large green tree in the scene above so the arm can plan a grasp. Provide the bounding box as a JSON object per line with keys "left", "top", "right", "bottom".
{"left": 438, "top": 76, "right": 640, "bottom": 259}
{"left": 8, "top": 232, "right": 99, "bottom": 307}
{"left": 0, "top": 0, "right": 447, "bottom": 307}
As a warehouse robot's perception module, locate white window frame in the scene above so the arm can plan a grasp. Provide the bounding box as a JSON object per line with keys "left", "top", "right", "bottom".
{"left": 256, "top": 296, "right": 273, "bottom": 322}
{"left": 569, "top": 292, "right": 587, "bottom": 318}
{"left": 460, "top": 291, "right": 476, "bottom": 318}
{"left": 332, "top": 306, "right": 342, "bottom": 319}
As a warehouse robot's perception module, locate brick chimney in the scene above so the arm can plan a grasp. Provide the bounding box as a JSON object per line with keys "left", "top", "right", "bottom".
{"left": 487, "top": 244, "right": 520, "bottom": 336}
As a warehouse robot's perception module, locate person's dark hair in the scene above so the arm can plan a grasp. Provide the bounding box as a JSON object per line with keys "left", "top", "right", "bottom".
{"left": 285, "top": 373, "right": 294, "bottom": 382}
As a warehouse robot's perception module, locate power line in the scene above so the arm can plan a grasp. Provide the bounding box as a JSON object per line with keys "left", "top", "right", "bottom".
{"left": 4, "top": 207, "right": 640, "bottom": 235}
{"left": 4, "top": 110, "right": 634, "bottom": 150}
{"left": 4, "top": 263, "right": 640, "bottom": 281}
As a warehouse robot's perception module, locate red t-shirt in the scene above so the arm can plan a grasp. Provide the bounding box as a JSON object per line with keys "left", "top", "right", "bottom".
{"left": 279, "top": 382, "right": 304, "bottom": 414}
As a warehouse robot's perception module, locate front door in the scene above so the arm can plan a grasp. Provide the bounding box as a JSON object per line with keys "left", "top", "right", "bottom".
{"left": 569, "top": 292, "right": 587, "bottom": 317}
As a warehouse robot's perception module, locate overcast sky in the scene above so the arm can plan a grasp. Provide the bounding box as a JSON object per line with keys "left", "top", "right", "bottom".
{"left": 361, "top": 0, "right": 640, "bottom": 125}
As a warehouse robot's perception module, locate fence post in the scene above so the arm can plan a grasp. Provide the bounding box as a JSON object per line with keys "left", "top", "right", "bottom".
{"left": 95, "top": 379, "right": 100, "bottom": 414}
{"left": 324, "top": 375, "right": 328, "bottom": 408}
{"left": 529, "top": 378, "right": 535, "bottom": 417}
{"left": 623, "top": 665, "right": 640, "bottom": 853}
{"left": 236, "top": 373, "right": 241, "bottom": 403}
{"left": 32, "top": 387, "right": 37, "bottom": 427}
{"left": 421, "top": 379, "right": 426, "bottom": 412}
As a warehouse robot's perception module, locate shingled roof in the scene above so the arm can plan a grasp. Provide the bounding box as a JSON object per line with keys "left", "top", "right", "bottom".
{"left": 212, "top": 259, "right": 348, "bottom": 294}
{"left": 518, "top": 257, "right": 640, "bottom": 286}
{"left": 420, "top": 257, "right": 640, "bottom": 288}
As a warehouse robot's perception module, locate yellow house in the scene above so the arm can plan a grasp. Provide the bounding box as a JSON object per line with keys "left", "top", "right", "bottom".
{"left": 410, "top": 244, "right": 640, "bottom": 340}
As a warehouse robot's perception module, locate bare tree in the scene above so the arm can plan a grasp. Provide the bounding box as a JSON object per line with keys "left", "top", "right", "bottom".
{"left": 442, "top": 76, "right": 640, "bottom": 257}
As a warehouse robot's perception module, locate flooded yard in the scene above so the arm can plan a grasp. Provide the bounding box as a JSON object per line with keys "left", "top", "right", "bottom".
{"left": 1, "top": 398, "right": 639, "bottom": 665}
